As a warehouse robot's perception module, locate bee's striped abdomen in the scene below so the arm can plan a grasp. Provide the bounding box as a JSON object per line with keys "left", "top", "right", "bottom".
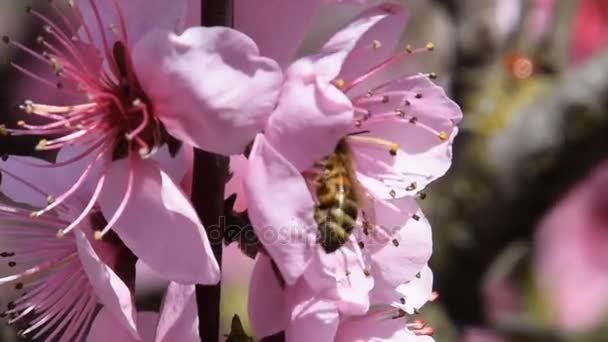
{"left": 313, "top": 140, "right": 359, "bottom": 253}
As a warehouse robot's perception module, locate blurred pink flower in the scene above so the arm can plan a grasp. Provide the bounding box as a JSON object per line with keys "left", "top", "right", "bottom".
{"left": 0, "top": 159, "right": 138, "bottom": 341}
{"left": 535, "top": 160, "right": 608, "bottom": 331}
{"left": 88, "top": 282, "right": 199, "bottom": 342}
{"left": 571, "top": 0, "right": 608, "bottom": 64}
{"left": 2, "top": 0, "right": 283, "bottom": 285}
{"left": 244, "top": 2, "right": 459, "bottom": 306}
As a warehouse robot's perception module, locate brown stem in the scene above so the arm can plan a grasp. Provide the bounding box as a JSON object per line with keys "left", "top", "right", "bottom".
{"left": 193, "top": 1, "right": 233, "bottom": 341}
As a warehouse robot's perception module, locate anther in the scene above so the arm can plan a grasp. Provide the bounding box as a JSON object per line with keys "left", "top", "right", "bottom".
{"left": 418, "top": 192, "right": 427, "bottom": 200}
{"left": 389, "top": 148, "right": 397, "bottom": 156}
{"left": 412, "top": 214, "right": 420, "bottom": 221}
{"left": 46, "top": 195, "right": 54, "bottom": 204}
{"left": 430, "top": 291, "right": 439, "bottom": 302}
{"left": 392, "top": 239, "right": 399, "bottom": 247}
{"left": 25, "top": 6, "right": 32, "bottom": 14}
{"left": 414, "top": 93, "right": 423, "bottom": 99}
{"left": 56, "top": 81, "right": 63, "bottom": 89}
{"left": 406, "top": 45, "right": 413, "bottom": 54}
{"left": 0, "top": 125, "right": 7, "bottom": 136}
{"left": 354, "top": 120, "right": 362, "bottom": 127}
{"left": 429, "top": 72, "right": 438, "bottom": 80}
{"left": 56, "top": 230, "right": 65, "bottom": 239}
{"left": 438, "top": 131, "right": 448, "bottom": 141}
{"left": 425, "top": 42, "right": 435, "bottom": 51}
{"left": 358, "top": 241, "right": 365, "bottom": 249}
{"left": 35, "top": 139, "right": 48, "bottom": 150}
{"left": 409, "top": 116, "right": 418, "bottom": 124}
{"left": 395, "top": 109, "right": 405, "bottom": 118}
{"left": 404, "top": 100, "right": 411, "bottom": 106}
{"left": 36, "top": 36, "right": 44, "bottom": 45}
{"left": 8, "top": 261, "right": 16, "bottom": 267}
{"left": 16, "top": 120, "right": 25, "bottom": 127}
{"left": 1, "top": 36, "right": 9, "bottom": 44}
{"left": 333, "top": 78, "right": 345, "bottom": 89}
{"left": 14, "top": 283, "right": 23, "bottom": 290}
{"left": 415, "top": 272, "right": 421, "bottom": 279}
{"left": 406, "top": 182, "right": 417, "bottom": 191}
{"left": 29, "top": 211, "right": 39, "bottom": 218}
{"left": 43, "top": 25, "right": 52, "bottom": 34}
{"left": 372, "top": 40, "right": 382, "bottom": 49}
{"left": 363, "top": 268, "right": 371, "bottom": 277}
{"left": 389, "top": 190, "right": 396, "bottom": 198}
{"left": 382, "top": 95, "right": 389, "bottom": 103}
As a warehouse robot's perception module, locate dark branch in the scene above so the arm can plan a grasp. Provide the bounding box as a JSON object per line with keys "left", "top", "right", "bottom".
{"left": 194, "top": 1, "right": 233, "bottom": 341}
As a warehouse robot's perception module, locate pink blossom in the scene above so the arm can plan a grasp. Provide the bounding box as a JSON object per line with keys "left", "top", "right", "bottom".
{"left": 1, "top": 0, "right": 282, "bottom": 284}
{"left": 234, "top": 0, "right": 371, "bottom": 68}
{"left": 248, "top": 253, "right": 435, "bottom": 341}
{"left": 535, "top": 160, "right": 608, "bottom": 331}
{"left": 88, "top": 282, "right": 199, "bottom": 342}
{"left": 244, "top": 2, "right": 459, "bottom": 310}
{"left": 0, "top": 160, "right": 138, "bottom": 341}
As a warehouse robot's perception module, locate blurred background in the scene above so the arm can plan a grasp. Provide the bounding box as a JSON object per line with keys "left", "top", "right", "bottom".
{"left": 1, "top": 0, "right": 608, "bottom": 341}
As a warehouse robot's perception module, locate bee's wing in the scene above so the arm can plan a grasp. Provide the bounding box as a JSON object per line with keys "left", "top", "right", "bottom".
{"left": 352, "top": 176, "right": 376, "bottom": 229}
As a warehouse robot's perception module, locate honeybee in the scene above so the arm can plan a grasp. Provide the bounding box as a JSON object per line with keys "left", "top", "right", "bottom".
{"left": 313, "top": 138, "right": 373, "bottom": 253}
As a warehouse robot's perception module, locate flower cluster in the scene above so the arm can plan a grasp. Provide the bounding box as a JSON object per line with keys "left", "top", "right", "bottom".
{"left": 0, "top": 1, "right": 461, "bottom": 341}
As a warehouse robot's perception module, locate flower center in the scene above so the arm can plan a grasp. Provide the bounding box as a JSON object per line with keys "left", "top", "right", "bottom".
{"left": 1, "top": 2, "right": 177, "bottom": 159}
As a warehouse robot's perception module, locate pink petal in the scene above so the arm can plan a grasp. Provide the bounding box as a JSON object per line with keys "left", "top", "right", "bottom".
{"left": 352, "top": 74, "right": 462, "bottom": 199}
{"left": 248, "top": 255, "right": 286, "bottom": 337}
{"left": 235, "top": 0, "right": 321, "bottom": 67}
{"left": 0, "top": 157, "right": 57, "bottom": 207}
{"left": 154, "top": 282, "right": 199, "bottom": 342}
{"left": 265, "top": 59, "right": 353, "bottom": 171}
{"left": 244, "top": 135, "right": 316, "bottom": 284}
{"left": 337, "top": 4, "right": 408, "bottom": 84}
{"left": 393, "top": 265, "right": 434, "bottom": 315}
{"left": 285, "top": 280, "right": 340, "bottom": 342}
{"left": 54, "top": 143, "right": 102, "bottom": 197}
{"left": 336, "top": 315, "right": 433, "bottom": 342}
{"left": 138, "top": 312, "right": 162, "bottom": 342}
{"left": 314, "top": 4, "right": 406, "bottom": 81}
{"left": 151, "top": 144, "right": 188, "bottom": 185}
{"left": 132, "top": 27, "right": 282, "bottom": 156}
{"left": 98, "top": 157, "right": 220, "bottom": 285}
{"left": 88, "top": 308, "right": 142, "bottom": 342}
{"left": 304, "top": 241, "right": 373, "bottom": 315}
{"left": 368, "top": 200, "right": 432, "bottom": 304}
{"left": 74, "top": 229, "right": 139, "bottom": 339}
{"left": 77, "top": 0, "right": 189, "bottom": 49}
